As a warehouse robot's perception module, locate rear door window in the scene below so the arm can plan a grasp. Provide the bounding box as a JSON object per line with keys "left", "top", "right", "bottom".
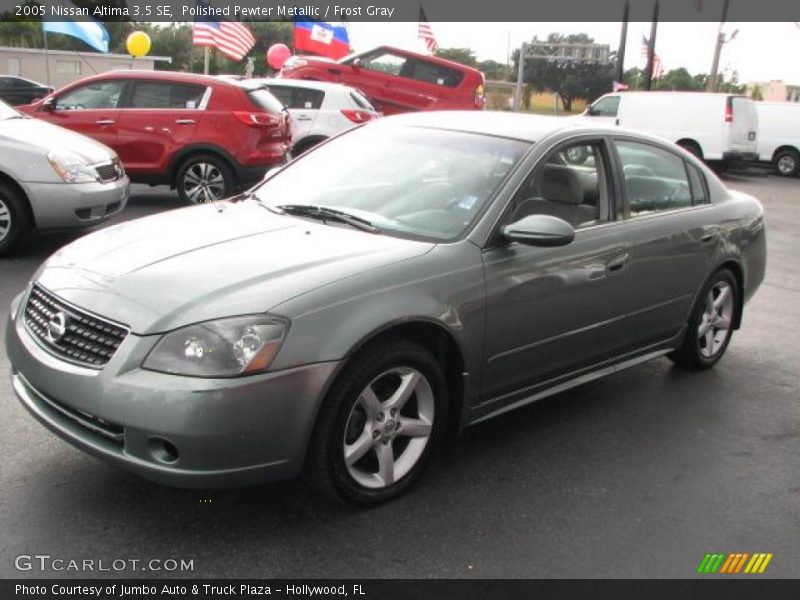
{"left": 129, "top": 81, "right": 206, "bottom": 109}
{"left": 266, "top": 86, "right": 324, "bottom": 110}
{"left": 686, "top": 162, "right": 709, "bottom": 205}
{"left": 406, "top": 59, "right": 464, "bottom": 87}
{"left": 615, "top": 140, "right": 693, "bottom": 217}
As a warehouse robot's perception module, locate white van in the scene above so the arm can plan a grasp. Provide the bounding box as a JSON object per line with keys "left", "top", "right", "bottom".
{"left": 581, "top": 92, "right": 759, "bottom": 167}
{"left": 754, "top": 101, "right": 800, "bottom": 176}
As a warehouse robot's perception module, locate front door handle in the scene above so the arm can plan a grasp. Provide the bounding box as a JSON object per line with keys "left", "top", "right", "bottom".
{"left": 95, "top": 119, "right": 114, "bottom": 125}
{"left": 295, "top": 115, "right": 313, "bottom": 121}
{"left": 700, "top": 227, "right": 719, "bottom": 244}
{"left": 175, "top": 119, "right": 195, "bottom": 125}
{"left": 606, "top": 253, "right": 630, "bottom": 274}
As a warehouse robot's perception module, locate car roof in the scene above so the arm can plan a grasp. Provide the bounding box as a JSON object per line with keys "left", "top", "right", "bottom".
{"left": 378, "top": 110, "right": 683, "bottom": 148}
{"left": 243, "top": 78, "right": 358, "bottom": 93}
{"left": 73, "top": 70, "right": 239, "bottom": 87}
{"left": 378, "top": 111, "right": 594, "bottom": 142}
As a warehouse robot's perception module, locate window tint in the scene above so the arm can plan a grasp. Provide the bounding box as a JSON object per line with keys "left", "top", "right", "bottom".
{"left": 360, "top": 52, "right": 407, "bottom": 76}
{"left": 686, "top": 162, "right": 709, "bottom": 205}
{"left": 616, "top": 141, "right": 693, "bottom": 217}
{"left": 129, "top": 82, "right": 206, "bottom": 109}
{"left": 350, "top": 90, "right": 375, "bottom": 111}
{"left": 590, "top": 95, "right": 620, "bottom": 117}
{"left": 405, "top": 59, "right": 464, "bottom": 87}
{"left": 266, "top": 85, "right": 324, "bottom": 109}
{"left": 56, "top": 80, "right": 123, "bottom": 110}
{"left": 507, "top": 141, "right": 606, "bottom": 229}
{"left": 0, "top": 78, "right": 10, "bottom": 89}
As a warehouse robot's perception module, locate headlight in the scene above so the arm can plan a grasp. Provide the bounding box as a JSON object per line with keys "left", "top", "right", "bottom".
{"left": 142, "top": 316, "right": 289, "bottom": 377}
{"left": 47, "top": 149, "right": 98, "bottom": 183}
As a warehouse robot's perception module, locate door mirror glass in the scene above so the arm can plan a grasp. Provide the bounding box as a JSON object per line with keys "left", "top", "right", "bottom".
{"left": 503, "top": 215, "right": 575, "bottom": 247}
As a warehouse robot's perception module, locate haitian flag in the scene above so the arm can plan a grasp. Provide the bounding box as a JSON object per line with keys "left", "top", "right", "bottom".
{"left": 293, "top": 20, "right": 350, "bottom": 59}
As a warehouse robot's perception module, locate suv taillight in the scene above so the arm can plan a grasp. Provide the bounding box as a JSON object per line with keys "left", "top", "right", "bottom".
{"left": 474, "top": 84, "right": 486, "bottom": 109}
{"left": 234, "top": 111, "right": 280, "bottom": 127}
{"left": 341, "top": 109, "right": 375, "bottom": 123}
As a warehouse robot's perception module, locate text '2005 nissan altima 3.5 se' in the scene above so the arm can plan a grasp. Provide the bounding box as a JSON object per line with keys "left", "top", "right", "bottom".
{"left": 5, "top": 112, "right": 766, "bottom": 505}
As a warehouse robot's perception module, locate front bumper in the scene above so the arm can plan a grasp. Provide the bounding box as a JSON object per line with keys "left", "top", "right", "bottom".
{"left": 23, "top": 177, "right": 129, "bottom": 230}
{"left": 5, "top": 300, "right": 339, "bottom": 488}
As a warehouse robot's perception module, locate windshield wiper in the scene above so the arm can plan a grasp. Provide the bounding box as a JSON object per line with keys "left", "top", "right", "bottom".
{"left": 276, "top": 204, "right": 380, "bottom": 233}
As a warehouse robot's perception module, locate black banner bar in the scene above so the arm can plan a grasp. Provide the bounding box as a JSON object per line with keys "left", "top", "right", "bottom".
{"left": 4, "top": 579, "right": 800, "bottom": 600}
{"left": 1, "top": 0, "right": 800, "bottom": 23}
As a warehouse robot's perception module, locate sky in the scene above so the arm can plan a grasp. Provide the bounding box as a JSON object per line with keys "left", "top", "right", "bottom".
{"left": 346, "top": 22, "right": 800, "bottom": 84}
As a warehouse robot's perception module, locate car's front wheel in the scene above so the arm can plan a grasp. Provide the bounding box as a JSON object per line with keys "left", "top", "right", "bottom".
{"left": 669, "top": 268, "right": 739, "bottom": 369}
{"left": 305, "top": 339, "right": 447, "bottom": 506}
{"left": 0, "top": 181, "right": 31, "bottom": 255}
{"left": 175, "top": 154, "right": 236, "bottom": 204}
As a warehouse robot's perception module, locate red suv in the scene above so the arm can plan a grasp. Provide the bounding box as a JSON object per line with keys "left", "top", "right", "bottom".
{"left": 280, "top": 46, "right": 485, "bottom": 115}
{"left": 20, "top": 71, "right": 290, "bottom": 204}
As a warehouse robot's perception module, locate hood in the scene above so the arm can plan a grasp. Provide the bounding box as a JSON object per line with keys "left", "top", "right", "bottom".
{"left": 0, "top": 116, "right": 115, "bottom": 165}
{"left": 36, "top": 200, "right": 434, "bottom": 334}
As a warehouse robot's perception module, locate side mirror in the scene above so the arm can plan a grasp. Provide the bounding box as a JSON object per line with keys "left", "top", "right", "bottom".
{"left": 585, "top": 104, "right": 597, "bottom": 116}
{"left": 41, "top": 97, "right": 55, "bottom": 111}
{"left": 352, "top": 58, "right": 362, "bottom": 69}
{"left": 502, "top": 215, "right": 575, "bottom": 247}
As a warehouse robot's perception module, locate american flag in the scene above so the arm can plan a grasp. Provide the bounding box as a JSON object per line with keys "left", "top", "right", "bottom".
{"left": 641, "top": 35, "right": 664, "bottom": 79}
{"left": 192, "top": 6, "right": 255, "bottom": 62}
{"left": 418, "top": 7, "right": 438, "bottom": 54}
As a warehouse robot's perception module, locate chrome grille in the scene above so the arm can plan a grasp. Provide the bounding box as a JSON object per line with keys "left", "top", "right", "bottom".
{"left": 94, "top": 159, "right": 124, "bottom": 182}
{"left": 24, "top": 285, "right": 129, "bottom": 368}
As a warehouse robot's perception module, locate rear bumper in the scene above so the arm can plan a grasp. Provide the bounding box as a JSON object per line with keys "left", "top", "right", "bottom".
{"left": 6, "top": 302, "right": 340, "bottom": 489}
{"left": 22, "top": 177, "right": 129, "bottom": 230}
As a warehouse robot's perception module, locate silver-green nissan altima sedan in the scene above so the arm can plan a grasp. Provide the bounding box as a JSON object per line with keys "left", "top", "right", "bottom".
{"left": 5, "top": 111, "right": 766, "bottom": 505}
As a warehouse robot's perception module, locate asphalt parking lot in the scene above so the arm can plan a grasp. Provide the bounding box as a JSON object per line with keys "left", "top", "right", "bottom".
{"left": 0, "top": 176, "right": 798, "bottom": 579}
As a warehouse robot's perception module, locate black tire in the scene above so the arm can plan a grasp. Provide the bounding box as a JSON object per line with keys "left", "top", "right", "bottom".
{"left": 773, "top": 148, "right": 800, "bottom": 177}
{"left": 678, "top": 140, "right": 703, "bottom": 160}
{"left": 304, "top": 339, "right": 448, "bottom": 506}
{"left": 668, "top": 268, "right": 740, "bottom": 370}
{"left": 0, "top": 181, "right": 31, "bottom": 255}
{"left": 292, "top": 137, "right": 326, "bottom": 157}
{"left": 175, "top": 154, "right": 236, "bottom": 205}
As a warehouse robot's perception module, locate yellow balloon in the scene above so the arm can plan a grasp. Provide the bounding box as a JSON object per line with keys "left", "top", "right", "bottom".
{"left": 126, "top": 31, "right": 151, "bottom": 58}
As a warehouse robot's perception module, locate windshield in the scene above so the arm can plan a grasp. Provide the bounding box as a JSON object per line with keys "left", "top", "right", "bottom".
{"left": 253, "top": 125, "right": 529, "bottom": 241}
{"left": 0, "top": 100, "right": 21, "bottom": 120}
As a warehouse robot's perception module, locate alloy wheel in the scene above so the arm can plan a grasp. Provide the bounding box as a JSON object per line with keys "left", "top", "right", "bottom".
{"left": 342, "top": 366, "right": 435, "bottom": 489}
{"left": 182, "top": 162, "right": 226, "bottom": 203}
{"left": 697, "top": 281, "right": 734, "bottom": 358}
{"left": 776, "top": 154, "right": 797, "bottom": 176}
{"left": 0, "top": 197, "right": 11, "bottom": 243}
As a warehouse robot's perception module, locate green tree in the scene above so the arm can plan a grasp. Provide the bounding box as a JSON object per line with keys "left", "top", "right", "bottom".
{"left": 512, "top": 33, "right": 615, "bottom": 112}
{"left": 434, "top": 47, "right": 478, "bottom": 68}
{"left": 478, "top": 59, "right": 510, "bottom": 82}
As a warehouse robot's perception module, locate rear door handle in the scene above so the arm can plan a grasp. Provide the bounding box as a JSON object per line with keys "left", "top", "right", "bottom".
{"left": 295, "top": 115, "right": 313, "bottom": 121}
{"left": 175, "top": 119, "right": 195, "bottom": 125}
{"left": 606, "top": 253, "right": 630, "bottom": 274}
{"left": 95, "top": 119, "right": 114, "bottom": 125}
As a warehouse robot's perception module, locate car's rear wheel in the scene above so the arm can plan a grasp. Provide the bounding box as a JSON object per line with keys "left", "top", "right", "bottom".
{"left": 669, "top": 268, "right": 739, "bottom": 370}
{"left": 773, "top": 148, "right": 799, "bottom": 177}
{"left": 175, "top": 154, "right": 236, "bottom": 204}
{"left": 0, "top": 181, "right": 31, "bottom": 254}
{"left": 304, "top": 339, "right": 447, "bottom": 506}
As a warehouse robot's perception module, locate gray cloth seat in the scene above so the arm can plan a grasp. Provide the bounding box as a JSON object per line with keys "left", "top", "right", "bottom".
{"left": 514, "top": 166, "right": 598, "bottom": 228}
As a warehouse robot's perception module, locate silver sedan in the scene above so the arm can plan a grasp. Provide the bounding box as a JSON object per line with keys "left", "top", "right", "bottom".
{"left": 0, "top": 100, "right": 129, "bottom": 253}
{"left": 5, "top": 112, "right": 766, "bottom": 505}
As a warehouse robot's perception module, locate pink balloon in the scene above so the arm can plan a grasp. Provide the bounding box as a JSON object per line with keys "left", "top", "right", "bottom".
{"left": 267, "top": 44, "right": 292, "bottom": 70}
